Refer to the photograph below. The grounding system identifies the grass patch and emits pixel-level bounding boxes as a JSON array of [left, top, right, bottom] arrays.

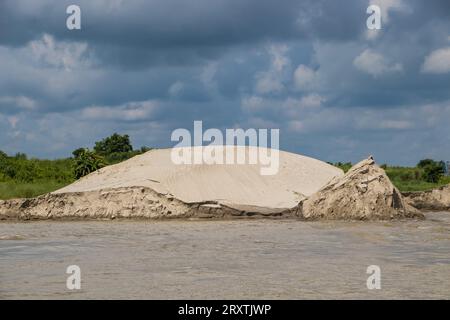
[[385, 166, 450, 192], [389, 174, 450, 192], [0, 181, 70, 200]]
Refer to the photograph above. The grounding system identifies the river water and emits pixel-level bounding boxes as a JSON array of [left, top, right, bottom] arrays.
[[1, 212, 449, 299]]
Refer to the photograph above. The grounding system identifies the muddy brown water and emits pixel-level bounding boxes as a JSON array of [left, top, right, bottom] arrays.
[[0, 212, 449, 299]]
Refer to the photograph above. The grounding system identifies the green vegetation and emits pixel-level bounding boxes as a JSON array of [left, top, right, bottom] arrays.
[[94, 133, 133, 156], [331, 159, 450, 192], [0, 152, 75, 200], [0, 133, 151, 200], [0, 181, 69, 200], [417, 159, 446, 183], [330, 162, 353, 173], [73, 149, 106, 179], [387, 169, 450, 192]]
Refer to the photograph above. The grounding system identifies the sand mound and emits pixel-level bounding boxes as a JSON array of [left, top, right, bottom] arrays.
[[403, 185, 450, 211], [299, 156, 423, 220], [55, 146, 343, 209], [0, 147, 343, 220], [0, 149, 428, 221]]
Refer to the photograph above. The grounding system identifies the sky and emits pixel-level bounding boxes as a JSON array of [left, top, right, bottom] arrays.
[[0, 0, 449, 165]]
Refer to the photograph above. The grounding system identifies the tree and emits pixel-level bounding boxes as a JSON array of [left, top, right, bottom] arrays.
[[140, 146, 152, 153], [73, 149, 106, 179], [72, 148, 87, 158], [417, 159, 435, 168], [417, 159, 445, 183], [93, 133, 133, 156], [15, 152, 27, 160]]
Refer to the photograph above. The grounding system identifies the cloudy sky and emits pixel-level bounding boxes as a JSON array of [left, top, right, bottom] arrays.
[[0, 0, 449, 165]]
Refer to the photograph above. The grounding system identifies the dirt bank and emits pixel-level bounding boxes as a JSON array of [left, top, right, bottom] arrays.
[[0, 186, 294, 221], [403, 185, 450, 211]]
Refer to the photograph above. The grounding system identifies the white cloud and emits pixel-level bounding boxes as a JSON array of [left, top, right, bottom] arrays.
[[0, 96, 37, 110], [293, 65, 317, 91], [82, 100, 158, 121], [379, 120, 413, 129], [268, 44, 290, 72], [241, 96, 265, 112], [168, 81, 184, 96], [297, 94, 324, 108], [255, 44, 290, 94], [242, 117, 279, 129], [245, 97, 450, 136], [8, 116, 20, 129], [241, 93, 324, 116], [287, 120, 304, 132], [354, 108, 416, 130], [286, 107, 347, 134], [200, 62, 218, 89], [283, 94, 324, 114], [255, 72, 284, 94], [353, 49, 402, 77], [421, 47, 450, 74], [29, 34, 89, 71]]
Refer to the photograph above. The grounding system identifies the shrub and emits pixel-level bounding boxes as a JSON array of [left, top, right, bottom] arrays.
[[73, 149, 106, 179], [417, 159, 445, 183], [72, 148, 87, 158], [417, 159, 435, 168], [422, 163, 444, 183]]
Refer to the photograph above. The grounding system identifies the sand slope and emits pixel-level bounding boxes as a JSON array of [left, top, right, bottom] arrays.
[[299, 157, 423, 220], [55, 146, 343, 209]]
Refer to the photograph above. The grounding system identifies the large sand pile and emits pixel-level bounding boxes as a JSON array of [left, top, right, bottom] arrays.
[[0, 147, 343, 220], [55, 147, 342, 209], [298, 157, 423, 220], [0, 149, 427, 220]]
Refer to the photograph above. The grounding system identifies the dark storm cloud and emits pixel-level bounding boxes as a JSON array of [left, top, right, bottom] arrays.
[[0, 0, 302, 45], [0, 0, 370, 68]]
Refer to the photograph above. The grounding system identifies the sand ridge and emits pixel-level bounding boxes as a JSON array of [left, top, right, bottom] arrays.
[[54, 146, 343, 209]]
